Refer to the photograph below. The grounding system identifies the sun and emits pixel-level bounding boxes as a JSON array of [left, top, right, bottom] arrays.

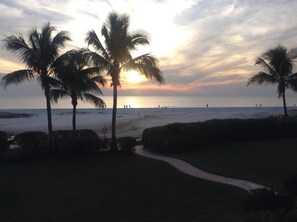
[[124, 70, 146, 83]]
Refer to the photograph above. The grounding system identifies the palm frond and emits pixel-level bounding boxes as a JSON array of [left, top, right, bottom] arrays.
[[247, 72, 278, 86], [51, 30, 71, 60], [128, 32, 150, 50], [86, 30, 109, 60], [80, 67, 107, 78], [82, 93, 106, 108], [47, 76, 63, 88], [1, 70, 34, 88], [3, 34, 39, 68], [49, 89, 69, 103], [287, 73, 297, 92], [255, 57, 277, 76], [123, 54, 164, 84]]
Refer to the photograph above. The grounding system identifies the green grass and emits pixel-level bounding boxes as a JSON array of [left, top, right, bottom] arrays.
[[175, 137, 297, 192], [0, 154, 247, 222]]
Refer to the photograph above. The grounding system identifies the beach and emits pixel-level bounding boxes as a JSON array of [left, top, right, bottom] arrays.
[[0, 107, 294, 138]]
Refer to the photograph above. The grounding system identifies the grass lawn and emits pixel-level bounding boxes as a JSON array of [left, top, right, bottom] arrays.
[[175, 137, 297, 193], [0, 154, 247, 222]]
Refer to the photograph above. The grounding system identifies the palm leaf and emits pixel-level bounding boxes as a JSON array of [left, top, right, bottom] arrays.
[[3, 34, 39, 68], [247, 72, 278, 86], [86, 30, 109, 60], [255, 57, 277, 76], [287, 73, 297, 91], [82, 93, 106, 108], [123, 54, 164, 83], [1, 70, 34, 88], [50, 89, 69, 103], [128, 32, 149, 50]]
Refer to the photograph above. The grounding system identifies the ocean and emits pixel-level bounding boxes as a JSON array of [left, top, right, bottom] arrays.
[[1, 95, 297, 109]]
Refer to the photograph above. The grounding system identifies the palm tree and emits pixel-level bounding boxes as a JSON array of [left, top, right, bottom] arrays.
[[86, 12, 164, 151], [248, 45, 297, 118], [1, 23, 71, 146], [51, 49, 106, 130]]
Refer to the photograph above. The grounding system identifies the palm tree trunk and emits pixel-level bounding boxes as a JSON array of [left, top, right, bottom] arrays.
[[111, 84, 118, 151], [44, 86, 53, 148], [282, 91, 288, 118], [72, 98, 77, 130]]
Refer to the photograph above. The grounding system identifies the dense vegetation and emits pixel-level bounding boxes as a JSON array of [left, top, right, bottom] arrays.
[[0, 130, 136, 165], [142, 117, 297, 153]]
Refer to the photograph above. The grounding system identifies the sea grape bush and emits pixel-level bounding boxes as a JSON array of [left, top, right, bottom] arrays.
[[117, 137, 137, 154], [0, 131, 11, 152], [53, 129, 101, 156], [284, 175, 297, 197], [142, 117, 297, 153]]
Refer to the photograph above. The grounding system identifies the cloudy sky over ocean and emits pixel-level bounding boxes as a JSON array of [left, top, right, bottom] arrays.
[[1, 0, 297, 102]]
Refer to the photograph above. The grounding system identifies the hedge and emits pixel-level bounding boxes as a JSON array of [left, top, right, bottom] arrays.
[[52, 129, 102, 156], [142, 117, 297, 153]]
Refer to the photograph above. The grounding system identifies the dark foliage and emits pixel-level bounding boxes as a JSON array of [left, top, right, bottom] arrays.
[[244, 189, 295, 212], [52, 129, 101, 157], [14, 131, 49, 159], [142, 117, 297, 153], [284, 175, 297, 197], [118, 137, 137, 154], [0, 131, 11, 152], [244, 210, 297, 222]]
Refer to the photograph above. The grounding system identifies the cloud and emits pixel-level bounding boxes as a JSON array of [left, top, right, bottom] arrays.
[[1, 0, 297, 102]]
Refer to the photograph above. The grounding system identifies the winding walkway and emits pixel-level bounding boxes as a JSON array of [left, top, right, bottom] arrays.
[[135, 145, 268, 192]]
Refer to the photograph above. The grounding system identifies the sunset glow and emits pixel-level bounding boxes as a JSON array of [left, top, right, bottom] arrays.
[[1, 0, 297, 98], [123, 70, 147, 84]]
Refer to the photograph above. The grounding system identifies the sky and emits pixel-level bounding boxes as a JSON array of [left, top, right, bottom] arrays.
[[1, 0, 297, 106]]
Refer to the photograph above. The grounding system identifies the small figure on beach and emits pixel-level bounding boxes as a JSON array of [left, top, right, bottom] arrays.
[[206, 104, 208, 108]]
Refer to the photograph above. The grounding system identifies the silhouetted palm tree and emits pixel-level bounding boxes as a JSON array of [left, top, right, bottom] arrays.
[[248, 45, 297, 118], [51, 49, 106, 130], [86, 12, 164, 150], [1, 23, 71, 146]]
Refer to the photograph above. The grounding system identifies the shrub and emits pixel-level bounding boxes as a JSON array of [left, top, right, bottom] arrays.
[[14, 131, 48, 148], [244, 210, 297, 222], [14, 131, 49, 159], [52, 129, 101, 157], [284, 175, 297, 197], [142, 117, 297, 153], [0, 131, 11, 152], [244, 188, 295, 212], [118, 137, 137, 154]]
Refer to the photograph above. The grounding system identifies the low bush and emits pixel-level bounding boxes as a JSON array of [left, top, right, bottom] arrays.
[[284, 175, 297, 197], [52, 129, 101, 157], [142, 117, 297, 153], [14, 131, 49, 159], [244, 188, 295, 212], [118, 137, 137, 154], [244, 210, 297, 222], [0, 131, 11, 152]]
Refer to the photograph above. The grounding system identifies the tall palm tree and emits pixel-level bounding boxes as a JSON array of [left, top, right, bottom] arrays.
[[86, 12, 164, 151], [1, 23, 71, 146], [51, 49, 106, 130], [248, 45, 297, 118]]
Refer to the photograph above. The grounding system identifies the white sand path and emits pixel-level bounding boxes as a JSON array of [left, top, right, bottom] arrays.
[[135, 145, 269, 192]]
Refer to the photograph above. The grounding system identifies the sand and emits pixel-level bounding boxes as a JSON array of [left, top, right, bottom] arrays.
[[0, 107, 292, 138]]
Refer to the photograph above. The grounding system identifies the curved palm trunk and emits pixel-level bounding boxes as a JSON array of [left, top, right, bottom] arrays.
[[44, 86, 53, 148], [72, 97, 78, 130], [111, 84, 118, 151], [282, 91, 288, 118]]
